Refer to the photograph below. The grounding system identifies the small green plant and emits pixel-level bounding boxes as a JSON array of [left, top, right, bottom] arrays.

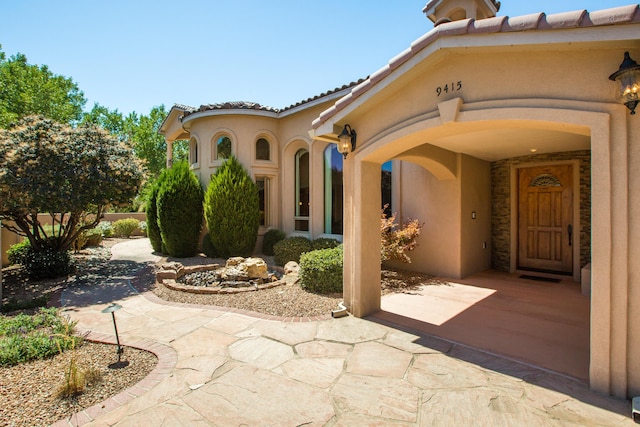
[[112, 218, 141, 238], [299, 246, 344, 294], [139, 220, 147, 236], [96, 221, 114, 238], [7, 239, 31, 265], [262, 229, 285, 256], [273, 236, 313, 266], [0, 308, 82, 366], [312, 237, 341, 250]]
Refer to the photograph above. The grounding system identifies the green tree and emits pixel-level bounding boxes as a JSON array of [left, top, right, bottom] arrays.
[[156, 161, 203, 257], [83, 103, 189, 180], [204, 156, 260, 258], [81, 103, 126, 140], [0, 116, 143, 253], [0, 46, 86, 128]]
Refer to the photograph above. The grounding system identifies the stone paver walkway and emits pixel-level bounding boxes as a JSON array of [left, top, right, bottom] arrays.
[[54, 238, 634, 426]]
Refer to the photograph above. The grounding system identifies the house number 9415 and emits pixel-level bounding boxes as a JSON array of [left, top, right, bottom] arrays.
[[436, 81, 462, 96]]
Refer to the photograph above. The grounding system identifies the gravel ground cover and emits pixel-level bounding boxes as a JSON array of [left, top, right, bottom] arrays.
[[0, 342, 156, 427]]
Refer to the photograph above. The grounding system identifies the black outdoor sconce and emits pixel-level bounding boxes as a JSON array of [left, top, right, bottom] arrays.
[[337, 124, 357, 159], [609, 51, 640, 115]]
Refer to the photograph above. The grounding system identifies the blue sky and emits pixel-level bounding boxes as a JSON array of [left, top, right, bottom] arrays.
[[0, 1, 634, 116]]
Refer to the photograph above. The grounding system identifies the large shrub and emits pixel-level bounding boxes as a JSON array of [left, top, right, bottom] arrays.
[[273, 236, 313, 266], [262, 229, 285, 256], [299, 246, 344, 294], [204, 156, 260, 258], [146, 176, 163, 252], [156, 162, 204, 257], [112, 218, 140, 238]]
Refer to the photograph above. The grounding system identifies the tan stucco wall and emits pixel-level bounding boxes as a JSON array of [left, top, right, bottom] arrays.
[[459, 154, 491, 277]]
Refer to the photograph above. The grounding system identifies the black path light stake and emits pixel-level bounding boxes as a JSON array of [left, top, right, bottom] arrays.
[[101, 303, 129, 369]]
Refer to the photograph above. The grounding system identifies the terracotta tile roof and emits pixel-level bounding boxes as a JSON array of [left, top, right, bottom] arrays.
[[179, 78, 368, 121], [312, 4, 640, 130]]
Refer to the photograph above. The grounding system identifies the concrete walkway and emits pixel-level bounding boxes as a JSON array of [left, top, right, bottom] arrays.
[[55, 238, 634, 426]]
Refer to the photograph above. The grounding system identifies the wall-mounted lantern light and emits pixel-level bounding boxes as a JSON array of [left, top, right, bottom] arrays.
[[337, 125, 357, 159], [609, 51, 640, 115]]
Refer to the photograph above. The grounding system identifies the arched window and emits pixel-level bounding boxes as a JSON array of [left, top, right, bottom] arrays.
[[295, 149, 309, 232], [216, 136, 232, 160], [324, 145, 343, 235], [256, 138, 270, 161], [189, 137, 198, 165]]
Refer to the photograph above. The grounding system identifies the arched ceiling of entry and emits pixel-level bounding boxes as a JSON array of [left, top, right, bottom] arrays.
[[425, 126, 590, 162], [368, 118, 591, 169]]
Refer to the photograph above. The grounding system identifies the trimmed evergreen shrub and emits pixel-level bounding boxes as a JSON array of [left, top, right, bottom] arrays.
[[312, 237, 341, 251], [156, 161, 204, 257], [204, 156, 260, 258], [273, 236, 313, 266], [202, 233, 218, 258], [112, 218, 140, 238], [146, 175, 164, 252], [7, 240, 30, 266], [299, 246, 344, 294], [262, 229, 285, 256]]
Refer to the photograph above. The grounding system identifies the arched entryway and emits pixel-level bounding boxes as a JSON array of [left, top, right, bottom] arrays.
[[341, 102, 623, 392]]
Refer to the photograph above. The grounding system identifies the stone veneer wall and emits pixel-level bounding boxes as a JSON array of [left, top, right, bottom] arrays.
[[491, 150, 591, 273]]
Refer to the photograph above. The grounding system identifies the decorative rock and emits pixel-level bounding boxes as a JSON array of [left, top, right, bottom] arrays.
[[225, 257, 244, 267], [243, 257, 269, 279], [284, 261, 300, 275]]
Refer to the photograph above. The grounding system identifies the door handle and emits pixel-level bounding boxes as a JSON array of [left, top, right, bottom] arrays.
[[567, 224, 573, 246]]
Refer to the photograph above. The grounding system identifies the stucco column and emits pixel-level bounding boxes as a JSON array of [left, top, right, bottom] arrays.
[[166, 139, 173, 168], [343, 157, 381, 317]]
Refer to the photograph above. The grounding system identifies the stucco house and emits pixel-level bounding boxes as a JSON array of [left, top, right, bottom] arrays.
[[160, 0, 639, 399]]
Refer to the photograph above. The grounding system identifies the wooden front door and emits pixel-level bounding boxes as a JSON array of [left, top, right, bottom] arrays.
[[518, 165, 573, 274]]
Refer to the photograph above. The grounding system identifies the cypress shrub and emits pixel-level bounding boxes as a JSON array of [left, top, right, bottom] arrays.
[[273, 236, 313, 266], [157, 161, 204, 257], [262, 229, 285, 256], [299, 246, 344, 294], [204, 156, 260, 258], [146, 176, 163, 252]]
